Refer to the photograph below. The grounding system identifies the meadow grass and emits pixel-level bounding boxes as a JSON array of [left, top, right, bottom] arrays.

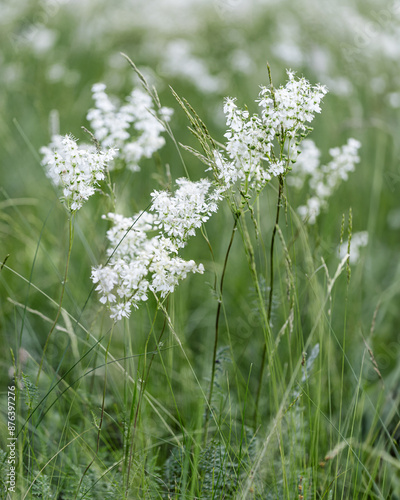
[[1, 3, 400, 499]]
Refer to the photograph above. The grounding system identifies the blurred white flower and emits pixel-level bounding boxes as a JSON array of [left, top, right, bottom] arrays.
[[388, 92, 400, 109], [40, 134, 115, 212], [297, 196, 323, 225], [47, 63, 80, 85], [321, 76, 353, 96], [387, 207, 400, 230], [161, 40, 225, 94], [287, 139, 321, 189], [229, 49, 255, 74], [30, 28, 57, 55], [338, 231, 368, 264], [272, 41, 304, 66], [294, 138, 361, 224], [87, 83, 173, 171]]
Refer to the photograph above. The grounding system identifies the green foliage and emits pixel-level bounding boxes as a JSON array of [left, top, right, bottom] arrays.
[[31, 473, 54, 498], [163, 430, 259, 499], [59, 465, 123, 500], [22, 373, 39, 410], [0, 449, 9, 494], [1, 1, 400, 499]]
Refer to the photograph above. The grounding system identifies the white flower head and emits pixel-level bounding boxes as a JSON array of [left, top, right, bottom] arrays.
[[87, 83, 173, 172], [338, 231, 368, 264], [91, 178, 219, 320], [214, 70, 327, 194], [258, 70, 328, 141], [40, 134, 115, 212], [150, 178, 218, 247], [294, 138, 361, 224], [297, 196, 323, 225], [287, 139, 321, 189]]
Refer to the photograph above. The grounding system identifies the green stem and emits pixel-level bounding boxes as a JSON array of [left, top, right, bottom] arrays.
[[253, 174, 284, 427], [267, 175, 284, 320], [203, 217, 237, 445], [36, 215, 74, 385], [126, 305, 168, 495], [75, 324, 114, 500]]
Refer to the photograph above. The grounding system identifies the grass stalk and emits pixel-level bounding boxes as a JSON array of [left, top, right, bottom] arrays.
[[125, 305, 168, 494], [253, 174, 284, 427], [74, 324, 115, 499], [204, 217, 238, 445], [36, 214, 74, 384]]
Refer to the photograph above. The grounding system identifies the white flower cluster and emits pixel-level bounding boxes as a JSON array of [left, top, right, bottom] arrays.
[[296, 138, 361, 224], [213, 70, 327, 193], [338, 231, 368, 264], [151, 178, 218, 244], [40, 134, 115, 212], [286, 139, 321, 189], [258, 70, 327, 141], [91, 178, 218, 321], [87, 83, 173, 172]]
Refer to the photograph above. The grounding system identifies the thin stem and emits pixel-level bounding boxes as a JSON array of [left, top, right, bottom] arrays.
[[36, 215, 74, 384], [203, 217, 237, 445], [126, 304, 168, 495], [253, 174, 284, 427], [268, 175, 284, 321], [74, 324, 114, 500]]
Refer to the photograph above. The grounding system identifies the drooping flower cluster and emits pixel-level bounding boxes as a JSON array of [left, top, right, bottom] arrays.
[[213, 70, 327, 193], [296, 138, 361, 224], [91, 178, 218, 321], [87, 83, 173, 172], [40, 134, 115, 212]]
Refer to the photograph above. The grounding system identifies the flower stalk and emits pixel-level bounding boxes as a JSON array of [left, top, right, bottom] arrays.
[[204, 217, 238, 444], [253, 174, 284, 427], [36, 215, 74, 384]]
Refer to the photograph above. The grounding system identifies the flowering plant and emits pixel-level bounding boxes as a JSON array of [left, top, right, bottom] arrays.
[[87, 83, 173, 172], [91, 178, 218, 320], [40, 134, 115, 212], [212, 70, 328, 194]]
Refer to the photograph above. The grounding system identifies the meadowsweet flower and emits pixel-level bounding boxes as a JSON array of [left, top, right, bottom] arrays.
[[40, 134, 115, 212], [286, 139, 321, 189], [150, 178, 218, 247], [322, 138, 361, 183], [296, 138, 361, 224], [213, 70, 327, 193], [257, 70, 327, 141], [297, 196, 322, 225], [148, 239, 203, 296], [87, 83, 130, 146], [338, 231, 368, 264], [87, 83, 172, 171], [91, 178, 217, 320]]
